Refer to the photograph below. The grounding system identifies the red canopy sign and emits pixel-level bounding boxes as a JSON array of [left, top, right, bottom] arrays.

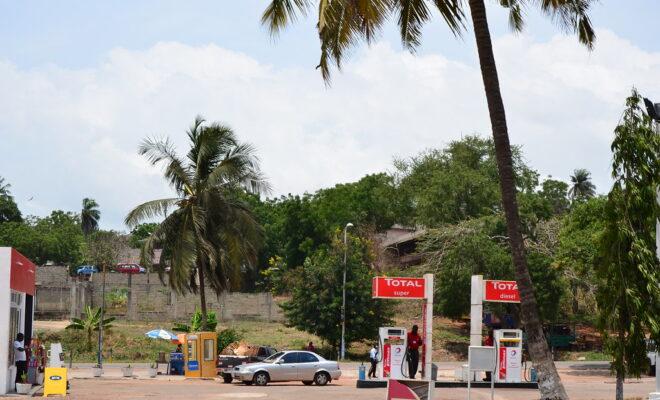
[[372, 277, 425, 299], [483, 280, 520, 303]]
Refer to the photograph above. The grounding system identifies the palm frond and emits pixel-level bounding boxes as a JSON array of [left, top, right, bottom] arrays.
[[432, 0, 466, 37], [139, 137, 193, 195], [499, 0, 525, 31], [124, 198, 179, 228], [535, 0, 595, 49], [262, 0, 312, 36], [395, 0, 431, 51]]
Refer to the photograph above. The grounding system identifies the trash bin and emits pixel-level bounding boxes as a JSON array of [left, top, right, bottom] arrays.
[[530, 367, 538, 383], [358, 363, 366, 380], [431, 363, 438, 381], [170, 352, 184, 375]]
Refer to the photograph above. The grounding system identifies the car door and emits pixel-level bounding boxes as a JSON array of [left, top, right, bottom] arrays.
[[296, 352, 320, 380], [272, 352, 299, 381]]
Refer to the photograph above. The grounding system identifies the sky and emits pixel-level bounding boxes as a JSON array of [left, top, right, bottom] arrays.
[[1, 1, 659, 231]]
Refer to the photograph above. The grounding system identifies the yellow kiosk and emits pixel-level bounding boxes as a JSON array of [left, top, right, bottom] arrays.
[[183, 332, 217, 378]]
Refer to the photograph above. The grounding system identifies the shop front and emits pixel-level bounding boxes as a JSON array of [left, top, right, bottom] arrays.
[[0, 247, 36, 394]]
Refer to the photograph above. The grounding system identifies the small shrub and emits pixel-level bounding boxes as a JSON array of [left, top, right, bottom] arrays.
[[217, 328, 243, 353]]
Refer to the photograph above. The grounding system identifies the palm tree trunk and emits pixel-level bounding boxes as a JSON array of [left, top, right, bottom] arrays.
[[197, 258, 209, 331], [615, 369, 623, 400], [467, 1, 567, 399]]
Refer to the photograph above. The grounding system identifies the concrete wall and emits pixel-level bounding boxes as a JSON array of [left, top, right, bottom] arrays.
[[34, 266, 283, 323]]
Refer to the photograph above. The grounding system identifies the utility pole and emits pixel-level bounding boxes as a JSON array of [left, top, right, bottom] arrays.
[[340, 222, 353, 360]]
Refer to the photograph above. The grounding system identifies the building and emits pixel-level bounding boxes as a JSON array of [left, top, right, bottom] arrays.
[[0, 248, 36, 394], [377, 225, 426, 270]]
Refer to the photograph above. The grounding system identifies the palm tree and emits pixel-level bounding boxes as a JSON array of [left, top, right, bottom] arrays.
[[66, 306, 115, 350], [569, 168, 596, 202], [0, 176, 10, 197], [81, 198, 101, 236], [125, 116, 268, 330], [262, 1, 595, 398]]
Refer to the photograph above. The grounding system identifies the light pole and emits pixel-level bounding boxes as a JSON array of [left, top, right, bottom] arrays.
[[340, 222, 354, 360]]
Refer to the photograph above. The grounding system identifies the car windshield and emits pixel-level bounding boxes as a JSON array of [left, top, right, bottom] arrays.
[[263, 352, 284, 363]]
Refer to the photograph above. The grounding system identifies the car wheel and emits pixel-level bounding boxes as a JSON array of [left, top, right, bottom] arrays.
[[314, 372, 330, 386], [222, 374, 233, 384], [302, 380, 313, 386], [253, 372, 269, 386], [242, 381, 253, 386]]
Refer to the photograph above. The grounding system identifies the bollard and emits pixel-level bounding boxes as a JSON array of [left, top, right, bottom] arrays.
[[358, 363, 366, 380]]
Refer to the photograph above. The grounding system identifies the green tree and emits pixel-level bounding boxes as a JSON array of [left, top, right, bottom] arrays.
[[596, 90, 660, 400], [129, 222, 159, 249], [262, 1, 596, 396], [65, 305, 115, 350], [418, 216, 565, 321], [0, 211, 84, 265], [539, 178, 570, 216], [81, 198, 101, 236], [125, 116, 268, 330], [0, 176, 22, 223], [281, 231, 393, 353], [556, 197, 607, 320], [568, 169, 596, 203]]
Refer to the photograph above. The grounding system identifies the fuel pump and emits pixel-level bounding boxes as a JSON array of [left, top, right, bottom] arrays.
[[494, 329, 523, 383], [377, 327, 407, 379]]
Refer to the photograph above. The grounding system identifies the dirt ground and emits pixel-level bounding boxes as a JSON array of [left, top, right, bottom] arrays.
[[10, 362, 655, 400]]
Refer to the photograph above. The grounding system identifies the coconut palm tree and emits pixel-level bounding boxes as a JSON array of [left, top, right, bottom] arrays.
[[569, 168, 596, 202], [125, 116, 268, 330], [81, 198, 101, 236], [262, 1, 595, 398], [66, 306, 115, 350]]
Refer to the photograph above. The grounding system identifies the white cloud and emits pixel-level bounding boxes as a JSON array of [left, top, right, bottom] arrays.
[[1, 29, 659, 230]]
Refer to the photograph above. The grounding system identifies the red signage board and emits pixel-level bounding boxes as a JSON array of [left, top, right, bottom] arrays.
[[372, 277, 425, 299], [483, 280, 520, 303], [10, 248, 36, 296]]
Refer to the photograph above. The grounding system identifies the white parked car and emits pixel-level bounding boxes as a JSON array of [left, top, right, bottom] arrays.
[[232, 350, 341, 386]]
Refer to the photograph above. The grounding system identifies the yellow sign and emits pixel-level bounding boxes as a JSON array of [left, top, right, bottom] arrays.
[[43, 367, 67, 397]]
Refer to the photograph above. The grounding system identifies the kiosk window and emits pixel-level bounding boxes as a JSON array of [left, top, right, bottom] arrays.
[[187, 340, 197, 360], [203, 339, 214, 361]]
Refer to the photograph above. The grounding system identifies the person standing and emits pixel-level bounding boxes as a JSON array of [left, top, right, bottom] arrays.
[[14, 333, 26, 383], [483, 329, 494, 382], [306, 341, 316, 352], [406, 325, 423, 379], [368, 343, 378, 379]]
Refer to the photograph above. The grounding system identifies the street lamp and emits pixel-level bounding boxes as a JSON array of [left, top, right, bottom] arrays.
[[340, 222, 354, 360]]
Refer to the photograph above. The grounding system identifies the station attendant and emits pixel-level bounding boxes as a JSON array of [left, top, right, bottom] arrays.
[[368, 343, 378, 379], [14, 333, 26, 383], [483, 329, 494, 381], [406, 325, 423, 379]]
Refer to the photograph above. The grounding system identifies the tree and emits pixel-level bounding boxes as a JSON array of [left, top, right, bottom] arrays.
[[0, 211, 84, 266], [596, 90, 660, 400], [129, 222, 159, 249], [539, 178, 570, 216], [568, 169, 596, 203], [282, 231, 393, 353], [125, 116, 268, 330], [65, 305, 115, 350], [0, 176, 22, 223], [81, 198, 100, 236], [262, 1, 596, 396]]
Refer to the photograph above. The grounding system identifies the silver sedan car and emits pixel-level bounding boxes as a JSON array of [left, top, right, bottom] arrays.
[[232, 350, 341, 386]]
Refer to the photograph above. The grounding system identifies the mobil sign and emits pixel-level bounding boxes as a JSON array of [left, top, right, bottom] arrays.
[[483, 280, 520, 303], [372, 276, 425, 299]]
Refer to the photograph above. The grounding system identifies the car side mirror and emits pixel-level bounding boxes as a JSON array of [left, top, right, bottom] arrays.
[[276, 359, 284, 364]]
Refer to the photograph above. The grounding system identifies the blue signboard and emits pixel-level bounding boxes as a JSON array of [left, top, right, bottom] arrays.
[[187, 360, 199, 371]]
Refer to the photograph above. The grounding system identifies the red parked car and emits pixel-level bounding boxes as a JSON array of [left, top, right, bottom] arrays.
[[115, 263, 146, 274]]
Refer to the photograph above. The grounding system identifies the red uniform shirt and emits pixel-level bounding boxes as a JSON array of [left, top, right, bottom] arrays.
[[407, 332, 423, 351], [484, 336, 493, 346]]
